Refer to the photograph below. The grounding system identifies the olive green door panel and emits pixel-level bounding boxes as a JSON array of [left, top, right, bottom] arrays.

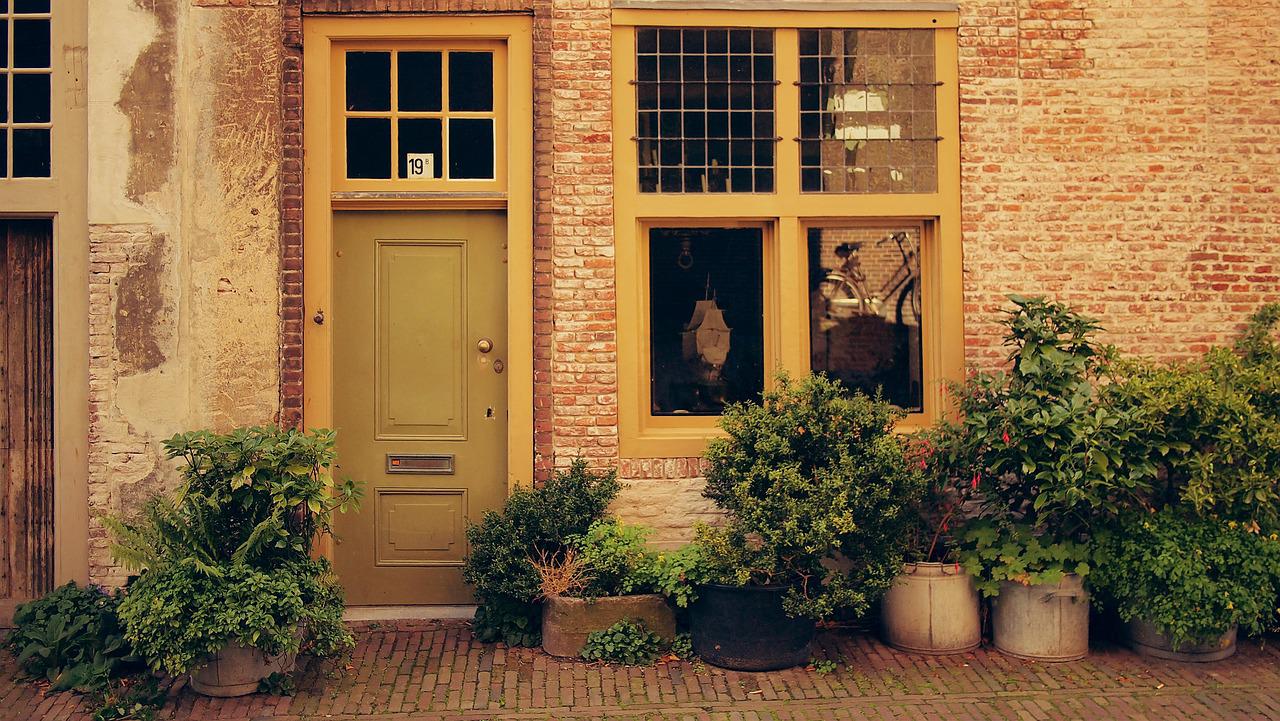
[[378, 241, 466, 439], [333, 210, 507, 605]]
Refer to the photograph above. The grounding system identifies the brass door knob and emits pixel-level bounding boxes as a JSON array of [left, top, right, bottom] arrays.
[[476, 338, 494, 353]]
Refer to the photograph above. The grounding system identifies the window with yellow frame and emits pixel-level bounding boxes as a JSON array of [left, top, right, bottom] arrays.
[[612, 8, 963, 458]]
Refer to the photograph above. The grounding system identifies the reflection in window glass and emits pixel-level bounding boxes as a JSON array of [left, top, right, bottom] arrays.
[[649, 227, 764, 415], [798, 29, 937, 193], [808, 226, 923, 411], [636, 27, 775, 193]]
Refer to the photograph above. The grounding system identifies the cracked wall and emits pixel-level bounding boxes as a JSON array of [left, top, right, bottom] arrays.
[[87, 0, 283, 584]]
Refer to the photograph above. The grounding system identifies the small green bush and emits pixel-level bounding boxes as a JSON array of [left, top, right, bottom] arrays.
[[117, 558, 349, 677], [956, 520, 1091, 597], [567, 519, 657, 597], [6, 582, 140, 692], [1091, 510, 1280, 647], [579, 619, 663, 665], [463, 459, 620, 645], [699, 372, 926, 620]]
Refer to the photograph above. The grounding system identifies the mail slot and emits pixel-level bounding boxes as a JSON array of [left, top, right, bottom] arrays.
[[386, 454, 455, 475]]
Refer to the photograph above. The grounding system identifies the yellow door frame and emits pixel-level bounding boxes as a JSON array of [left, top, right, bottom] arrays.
[[302, 16, 535, 508]]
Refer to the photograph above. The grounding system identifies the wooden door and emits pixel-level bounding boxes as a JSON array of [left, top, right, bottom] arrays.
[[332, 210, 508, 605], [0, 220, 54, 619]]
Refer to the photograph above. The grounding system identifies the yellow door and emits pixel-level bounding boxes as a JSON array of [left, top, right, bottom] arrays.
[[332, 210, 507, 605]]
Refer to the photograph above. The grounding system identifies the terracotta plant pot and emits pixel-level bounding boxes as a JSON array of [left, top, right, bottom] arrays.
[[189, 641, 298, 697], [690, 584, 814, 671], [541, 594, 676, 658], [1126, 618, 1237, 662], [991, 574, 1089, 662], [880, 562, 981, 655]]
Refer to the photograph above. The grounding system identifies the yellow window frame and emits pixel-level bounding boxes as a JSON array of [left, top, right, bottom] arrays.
[[330, 37, 509, 193], [612, 8, 964, 458]]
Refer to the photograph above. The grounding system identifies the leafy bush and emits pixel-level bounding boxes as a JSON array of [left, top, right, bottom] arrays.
[[117, 559, 349, 676], [668, 632, 694, 660], [105, 427, 362, 574], [463, 459, 620, 645], [648, 544, 713, 609], [699, 372, 925, 620], [932, 296, 1154, 540], [6, 582, 140, 692], [957, 520, 1090, 597], [567, 520, 658, 597], [579, 619, 663, 665], [1090, 510, 1280, 647], [901, 432, 974, 563]]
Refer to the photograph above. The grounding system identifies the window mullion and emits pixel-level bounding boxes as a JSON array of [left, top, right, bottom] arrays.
[[774, 28, 801, 206]]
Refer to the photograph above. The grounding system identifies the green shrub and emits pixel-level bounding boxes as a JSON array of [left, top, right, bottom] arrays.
[[579, 619, 663, 665], [1090, 510, 1280, 647], [699, 372, 925, 620], [463, 459, 620, 645], [117, 558, 349, 677], [956, 520, 1091, 597], [668, 632, 694, 660], [566, 519, 657, 597], [5, 582, 140, 692]]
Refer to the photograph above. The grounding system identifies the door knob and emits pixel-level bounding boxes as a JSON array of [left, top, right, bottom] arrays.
[[476, 338, 494, 353]]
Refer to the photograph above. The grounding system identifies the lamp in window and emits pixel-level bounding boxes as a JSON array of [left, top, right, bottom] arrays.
[[681, 278, 732, 391]]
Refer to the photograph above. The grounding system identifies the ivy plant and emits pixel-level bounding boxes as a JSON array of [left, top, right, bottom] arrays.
[[579, 619, 664, 666], [1090, 510, 1280, 647]]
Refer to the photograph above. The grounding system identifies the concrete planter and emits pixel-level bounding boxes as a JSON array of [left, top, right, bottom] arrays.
[[880, 562, 981, 655], [992, 574, 1089, 662], [541, 594, 676, 658], [1126, 618, 1237, 662], [189, 641, 298, 697]]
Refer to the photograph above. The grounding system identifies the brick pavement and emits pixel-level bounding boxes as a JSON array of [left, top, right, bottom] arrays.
[[4, 620, 1280, 721]]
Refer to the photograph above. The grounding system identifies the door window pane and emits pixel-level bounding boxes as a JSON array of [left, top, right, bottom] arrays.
[[345, 51, 391, 111], [798, 29, 937, 193], [636, 27, 775, 193], [649, 227, 764, 415], [448, 118, 494, 179], [11, 127, 49, 177], [346, 117, 391, 179], [448, 52, 493, 112], [12, 72, 48, 122], [808, 226, 923, 411], [12, 17, 47, 68], [398, 51, 442, 112]]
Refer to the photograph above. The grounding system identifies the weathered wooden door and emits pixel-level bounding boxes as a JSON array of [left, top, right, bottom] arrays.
[[0, 220, 54, 618], [332, 210, 508, 605]]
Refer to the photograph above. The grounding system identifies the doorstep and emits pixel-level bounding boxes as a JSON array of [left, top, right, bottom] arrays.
[[343, 605, 477, 621]]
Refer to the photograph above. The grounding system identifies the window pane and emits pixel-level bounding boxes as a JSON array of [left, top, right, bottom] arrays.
[[448, 118, 494, 179], [12, 73, 49, 123], [798, 29, 937, 193], [14, 1, 50, 12], [636, 27, 775, 193], [448, 52, 493, 112], [398, 118, 442, 179], [346, 117, 391, 179], [13, 18, 49, 68], [398, 51, 442, 112], [808, 226, 923, 411], [12, 127, 49, 177], [345, 51, 390, 111], [649, 227, 764, 415]]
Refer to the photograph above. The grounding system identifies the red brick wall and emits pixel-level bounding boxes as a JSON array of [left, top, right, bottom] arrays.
[[957, 0, 1280, 369]]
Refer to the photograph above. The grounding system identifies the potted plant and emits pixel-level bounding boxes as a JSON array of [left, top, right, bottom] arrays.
[[879, 434, 981, 655], [688, 373, 925, 671], [1090, 510, 1280, 662], [936, 296, 1154, 661], [536, 519, 677, 658], [462, 460, 620, 647], [105, 427, 362, 697]]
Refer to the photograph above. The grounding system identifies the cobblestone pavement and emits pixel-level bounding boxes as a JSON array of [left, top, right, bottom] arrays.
[[4, 620, 1280, 720]]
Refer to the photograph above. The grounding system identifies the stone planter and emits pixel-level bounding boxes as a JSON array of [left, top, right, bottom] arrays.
[[880, 562, 981, 655], [992, 574, 1089, 662], [1126, 618, 1237, 662], [690, 584, 814, 671], [190, 641, 298, 697], [542, 594, 676, 658]]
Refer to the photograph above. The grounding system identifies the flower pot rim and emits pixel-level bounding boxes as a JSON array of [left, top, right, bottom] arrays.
[[545, 592, 668, 604], [900, 561, 969, 575], [697, 582, 791, 593]]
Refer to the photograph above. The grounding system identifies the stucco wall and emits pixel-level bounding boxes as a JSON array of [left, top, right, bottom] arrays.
[[87, 0, 283, 585]]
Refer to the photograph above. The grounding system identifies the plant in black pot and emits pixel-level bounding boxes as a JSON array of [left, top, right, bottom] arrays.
[[879, 432, 981, 655], [104, 427, 363, 697], [937, 296, 1155, 661], [690, 372, 925, 671]]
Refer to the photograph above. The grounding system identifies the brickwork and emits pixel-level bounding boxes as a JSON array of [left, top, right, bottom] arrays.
[[8, 621, 1280, 720]]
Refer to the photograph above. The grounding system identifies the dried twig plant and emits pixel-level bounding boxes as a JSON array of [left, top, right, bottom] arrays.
[[532, 547, 593, 599]]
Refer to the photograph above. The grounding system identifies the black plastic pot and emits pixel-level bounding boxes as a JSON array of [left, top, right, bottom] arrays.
[[690, 584, 815, 671]]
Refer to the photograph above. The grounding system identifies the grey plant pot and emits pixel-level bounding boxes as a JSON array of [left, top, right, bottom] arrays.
[[1126, 618, 1237, 662], [881, 562, 981, 655], [992, 574, 1090, 662]]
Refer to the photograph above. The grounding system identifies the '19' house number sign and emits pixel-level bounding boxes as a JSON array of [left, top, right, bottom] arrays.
[[406, 153, 435, 179]]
